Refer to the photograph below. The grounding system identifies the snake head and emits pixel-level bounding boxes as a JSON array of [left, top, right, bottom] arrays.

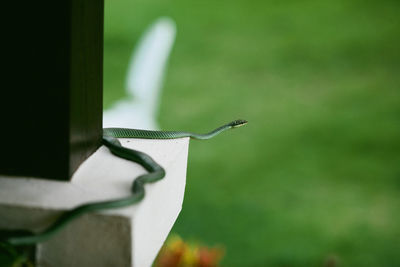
[[230, 119, 248, 128]]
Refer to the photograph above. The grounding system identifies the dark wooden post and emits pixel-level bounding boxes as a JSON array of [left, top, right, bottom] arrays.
[[0, 1, 104, 181]]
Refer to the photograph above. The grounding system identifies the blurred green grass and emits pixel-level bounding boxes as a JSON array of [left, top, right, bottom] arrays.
[[104, 0, 400, 266]]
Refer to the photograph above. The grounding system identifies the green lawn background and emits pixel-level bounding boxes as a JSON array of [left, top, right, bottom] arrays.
[[104, 1, 400, 266]]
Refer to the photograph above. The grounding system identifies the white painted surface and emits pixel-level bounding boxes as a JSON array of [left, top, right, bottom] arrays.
[[0, 137, 189, 267]]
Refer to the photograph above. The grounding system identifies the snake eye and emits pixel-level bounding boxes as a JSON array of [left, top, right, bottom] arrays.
[[231, 119, 248, 128]]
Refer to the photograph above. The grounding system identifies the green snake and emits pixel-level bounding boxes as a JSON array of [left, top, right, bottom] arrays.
[[0, 119, 247, 247]]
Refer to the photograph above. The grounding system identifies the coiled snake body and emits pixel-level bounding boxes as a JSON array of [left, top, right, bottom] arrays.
[[2, 119, 247, 246]]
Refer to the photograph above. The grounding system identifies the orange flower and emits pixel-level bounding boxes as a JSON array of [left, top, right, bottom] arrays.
[[155, 234, 225, 267], [196, 247, 225, 267]]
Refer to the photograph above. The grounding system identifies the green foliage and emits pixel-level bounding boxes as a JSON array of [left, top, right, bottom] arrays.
[[0, 242, 32, 267], [104, 0, 400, 266]]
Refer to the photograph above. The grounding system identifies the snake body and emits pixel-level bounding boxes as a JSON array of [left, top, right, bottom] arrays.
[[103, 119, 248, 139], [2, 119, 247, 246]]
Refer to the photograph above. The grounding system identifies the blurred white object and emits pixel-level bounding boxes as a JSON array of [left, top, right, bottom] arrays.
[[103, 17, 176, 130]]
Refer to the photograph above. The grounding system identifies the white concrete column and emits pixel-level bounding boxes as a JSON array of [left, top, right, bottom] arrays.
[[0, 137, 189, 267]]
